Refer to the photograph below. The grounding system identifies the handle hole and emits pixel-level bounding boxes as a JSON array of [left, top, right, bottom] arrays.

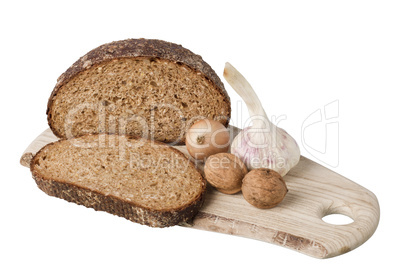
[[322, 213, 354, 225]]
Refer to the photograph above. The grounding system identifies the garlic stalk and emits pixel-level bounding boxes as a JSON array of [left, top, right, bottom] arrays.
[[223, 62, 300, 177]]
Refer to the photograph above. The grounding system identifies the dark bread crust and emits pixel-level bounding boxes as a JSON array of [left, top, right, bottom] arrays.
[[47, 38, 230, 138], [30, 135, 206, 228]]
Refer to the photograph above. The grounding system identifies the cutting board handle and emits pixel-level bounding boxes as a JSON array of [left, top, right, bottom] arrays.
[[20, 128, 380, 258]]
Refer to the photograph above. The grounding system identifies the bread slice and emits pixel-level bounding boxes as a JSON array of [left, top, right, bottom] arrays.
[[47, 38, 231, 144], [30, 134, 206, 227]]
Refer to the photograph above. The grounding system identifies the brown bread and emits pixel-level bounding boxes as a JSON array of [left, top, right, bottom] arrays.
[[47, 38, 231, 144], [30, 134, 206, 227]]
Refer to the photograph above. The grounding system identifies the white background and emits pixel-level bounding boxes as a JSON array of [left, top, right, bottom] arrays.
[[1, 0, 401, 267]]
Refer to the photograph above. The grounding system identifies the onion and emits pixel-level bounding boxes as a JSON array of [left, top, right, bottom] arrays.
[[185, 119, 230, 160]]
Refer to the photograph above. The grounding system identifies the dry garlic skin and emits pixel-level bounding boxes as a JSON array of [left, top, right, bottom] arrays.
[[223, 62, 300, 177], [231, 126, 300, 177]]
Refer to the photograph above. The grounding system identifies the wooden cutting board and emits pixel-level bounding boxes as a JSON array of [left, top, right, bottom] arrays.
[[20, 128, 380, 259]]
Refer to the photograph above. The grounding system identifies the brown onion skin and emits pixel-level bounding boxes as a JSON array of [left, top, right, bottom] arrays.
[[185, 119, 230, 160]]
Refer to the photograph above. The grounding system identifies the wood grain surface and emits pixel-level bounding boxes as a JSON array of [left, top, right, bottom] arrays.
[[20, 128, 380, 258]]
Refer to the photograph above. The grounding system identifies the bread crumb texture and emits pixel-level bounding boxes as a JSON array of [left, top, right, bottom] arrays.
[[48, 39, 231, 144], [31, 134, 206, 227]]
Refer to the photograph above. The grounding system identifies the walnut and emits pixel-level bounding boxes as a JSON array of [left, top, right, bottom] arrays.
[[204, 153, 248, 194], [242, 168, 288, 209]]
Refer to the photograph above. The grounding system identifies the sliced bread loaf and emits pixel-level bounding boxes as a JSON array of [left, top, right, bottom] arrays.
[[30, 134, 206, 227], [47, 39, 231, 144]]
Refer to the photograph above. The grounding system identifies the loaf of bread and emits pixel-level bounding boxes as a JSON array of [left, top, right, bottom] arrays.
[[30, 134, 206, 227], [47, 39, 231, 144]]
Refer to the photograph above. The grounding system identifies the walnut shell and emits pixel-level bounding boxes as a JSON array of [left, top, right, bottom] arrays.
[[204, 153, 248, 194], [242, 168, 288, 209]]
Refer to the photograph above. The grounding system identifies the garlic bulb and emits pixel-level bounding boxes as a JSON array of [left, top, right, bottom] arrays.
[[223, 62, 300, 177]]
